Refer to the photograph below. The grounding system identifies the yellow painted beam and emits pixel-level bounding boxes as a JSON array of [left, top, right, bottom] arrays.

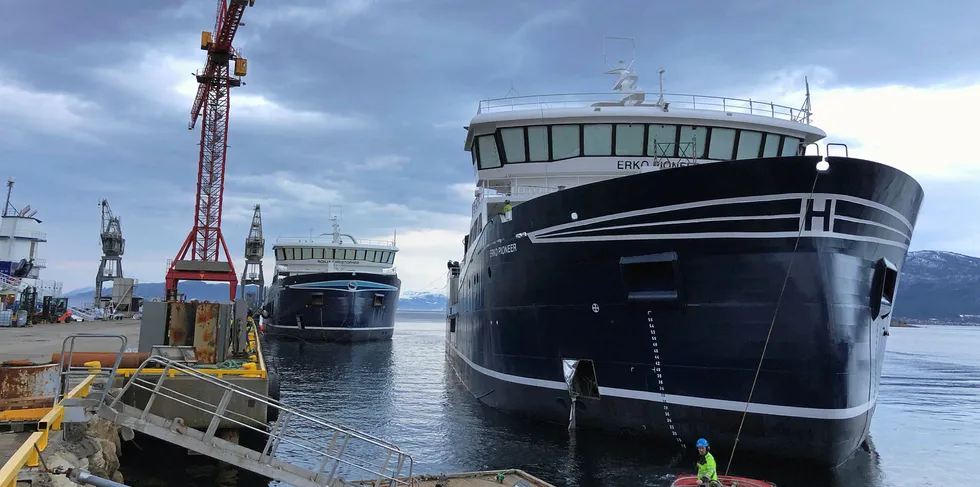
[[114, 367, 267, 379], [0, 431, 43, 487], [0, 408, 49, 422], [0, 374, 102, 486]]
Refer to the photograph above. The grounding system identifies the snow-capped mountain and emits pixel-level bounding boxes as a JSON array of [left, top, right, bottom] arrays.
[[64, 283, 449, 312], [398, 290, 448, 311], [894, 250, 980, 319]]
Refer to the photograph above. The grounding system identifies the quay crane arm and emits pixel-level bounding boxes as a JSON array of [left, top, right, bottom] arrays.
[[166, 0, 255, 302], [95, 199, 125, 307], [240, 204, 266, 304]]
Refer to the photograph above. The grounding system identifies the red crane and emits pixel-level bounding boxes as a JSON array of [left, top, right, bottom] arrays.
[[165, 0, 255, 302]]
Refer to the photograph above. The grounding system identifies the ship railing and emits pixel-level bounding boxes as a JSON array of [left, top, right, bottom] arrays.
[[477, 92, 811, 123], [275, 237, 397, 247], [0, 271, 22, 293], [4, 229, 48, 240]]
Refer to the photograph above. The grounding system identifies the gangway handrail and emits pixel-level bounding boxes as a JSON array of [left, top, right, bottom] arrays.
[[109, 355, 415, 485], [54, 334, 128, 405]]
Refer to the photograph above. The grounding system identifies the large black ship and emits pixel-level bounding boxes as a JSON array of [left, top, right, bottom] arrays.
[[444, 42, 924, 467], [262, 216, 401, 342]]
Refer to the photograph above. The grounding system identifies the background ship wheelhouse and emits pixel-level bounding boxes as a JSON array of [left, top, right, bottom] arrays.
[[443, 38, 924, 467], [262, 214, 401, 342]]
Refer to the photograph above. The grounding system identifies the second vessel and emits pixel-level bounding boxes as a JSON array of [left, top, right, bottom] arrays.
[[262, 216, 401, 342]]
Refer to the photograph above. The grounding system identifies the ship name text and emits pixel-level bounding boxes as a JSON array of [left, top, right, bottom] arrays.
[[488, 243, 518, 258], [617, 160, 698, 170]]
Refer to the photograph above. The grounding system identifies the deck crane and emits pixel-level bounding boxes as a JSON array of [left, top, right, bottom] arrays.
[[165, 0, 256, 301], [240, 204, 265, 307], [95, 199, 125, 308]]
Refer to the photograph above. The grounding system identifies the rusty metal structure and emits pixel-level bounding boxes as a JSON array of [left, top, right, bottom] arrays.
[[0, 361, 59, 411]]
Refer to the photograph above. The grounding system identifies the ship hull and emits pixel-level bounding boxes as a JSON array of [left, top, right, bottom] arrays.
[[264, 272, 401, 342], [445, 155, 923, 467]]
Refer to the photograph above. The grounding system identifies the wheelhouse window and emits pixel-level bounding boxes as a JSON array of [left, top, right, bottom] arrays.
[[313, 247, 324, 259], [476, 134, 501, 169], [648, 124, 677, 157], [762, 133, 780, 157], [679, 126, 707, 159], [301, 247, 313, 259], [275, 248, 285, 259], [355, 250, 366, 260], [475, 123, 809, 166], [365, 250, 377, 262], [527, 126, 549, 161], [737, 131, 763, 160], [583, 124, 612, 156], [708, 128, 736, 160], [500, 127, 526, 163], [551, 125, 581, 160], [615, 123, 645, 156], [781, 137, 801, 156]]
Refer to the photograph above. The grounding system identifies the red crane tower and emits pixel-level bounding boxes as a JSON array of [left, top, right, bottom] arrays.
[[165, 0, 255, 302]]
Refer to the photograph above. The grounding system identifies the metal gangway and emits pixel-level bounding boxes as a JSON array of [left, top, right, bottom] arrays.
[[56, 334, 416, 487]]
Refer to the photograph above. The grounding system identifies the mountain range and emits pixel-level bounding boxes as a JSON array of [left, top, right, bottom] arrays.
[[62, 250, 980, 320], [64, 283, 448, 312]]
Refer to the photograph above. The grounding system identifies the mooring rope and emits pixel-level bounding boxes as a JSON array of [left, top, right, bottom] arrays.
[[725, 161, 825, 476]]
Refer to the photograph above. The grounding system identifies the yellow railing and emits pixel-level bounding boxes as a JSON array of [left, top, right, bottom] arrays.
[[0, 375, 96, 487]]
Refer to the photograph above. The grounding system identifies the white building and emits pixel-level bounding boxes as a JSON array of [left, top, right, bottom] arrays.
[[1, 177, 62, 298]]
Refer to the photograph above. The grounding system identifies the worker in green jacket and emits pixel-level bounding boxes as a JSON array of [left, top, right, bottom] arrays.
[[502, 199, 512, 214], [695, 438, 720, 486]]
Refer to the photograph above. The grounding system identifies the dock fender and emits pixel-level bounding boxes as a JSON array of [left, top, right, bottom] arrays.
[[267, 370, 281, 423]]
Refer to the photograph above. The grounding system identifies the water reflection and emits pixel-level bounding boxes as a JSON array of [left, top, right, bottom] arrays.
[[264, 322, 897, 487]]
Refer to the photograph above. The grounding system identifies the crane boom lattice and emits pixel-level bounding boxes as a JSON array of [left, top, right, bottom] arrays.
[[241, 204, 265, 308], [165, 0, 255, 301], [95, 199, 125, 308]]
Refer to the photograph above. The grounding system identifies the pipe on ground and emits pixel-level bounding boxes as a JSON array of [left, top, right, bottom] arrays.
[[50, 352, 151, 369], [65, 468, 129, 487]]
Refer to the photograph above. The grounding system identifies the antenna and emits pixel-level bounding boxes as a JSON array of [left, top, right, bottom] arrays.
[[601, 36, 645, 106], [3, 177, 13, 217]]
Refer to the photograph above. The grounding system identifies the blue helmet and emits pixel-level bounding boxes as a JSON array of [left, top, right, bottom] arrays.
[[696, 438, 709, 448]]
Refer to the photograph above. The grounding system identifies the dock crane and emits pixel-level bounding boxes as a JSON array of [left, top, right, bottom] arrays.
[[241, 204, 265, 308], [165, 0, 256, 302], [94, 199, 125, 307]]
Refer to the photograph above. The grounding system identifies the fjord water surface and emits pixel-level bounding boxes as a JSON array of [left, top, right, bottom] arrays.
[[261, 317, 980, 487]]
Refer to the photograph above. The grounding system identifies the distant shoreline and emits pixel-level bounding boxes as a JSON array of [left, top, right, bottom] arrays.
[[891, 321, 918, 328]]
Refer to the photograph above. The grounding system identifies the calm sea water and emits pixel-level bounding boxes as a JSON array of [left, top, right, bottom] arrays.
[[253, 318, 980, 487]]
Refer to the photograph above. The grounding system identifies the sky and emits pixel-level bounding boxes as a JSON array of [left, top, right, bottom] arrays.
[[1, 0, 979, 295]]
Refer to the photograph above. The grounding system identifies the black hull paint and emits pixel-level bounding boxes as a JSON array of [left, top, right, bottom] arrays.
[[264, 271, 401, 343], [445, 155, 924, 467]]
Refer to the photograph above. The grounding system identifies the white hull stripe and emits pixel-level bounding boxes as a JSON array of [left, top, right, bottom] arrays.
[[267, 325, 394, 331], [529, 192, 913, 238], [529, 230, 909, 250], [446, 341, 874, 421], [542, 213, 912, 242]]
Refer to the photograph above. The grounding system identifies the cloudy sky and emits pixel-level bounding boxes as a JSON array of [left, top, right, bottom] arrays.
[[2, 0, 979, 295]]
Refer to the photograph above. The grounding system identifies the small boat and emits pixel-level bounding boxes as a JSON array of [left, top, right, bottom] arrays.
[[670, 474, 776, 487]]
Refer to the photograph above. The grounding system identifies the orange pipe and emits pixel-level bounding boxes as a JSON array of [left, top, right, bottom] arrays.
[[50, 352, 151, 369]]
